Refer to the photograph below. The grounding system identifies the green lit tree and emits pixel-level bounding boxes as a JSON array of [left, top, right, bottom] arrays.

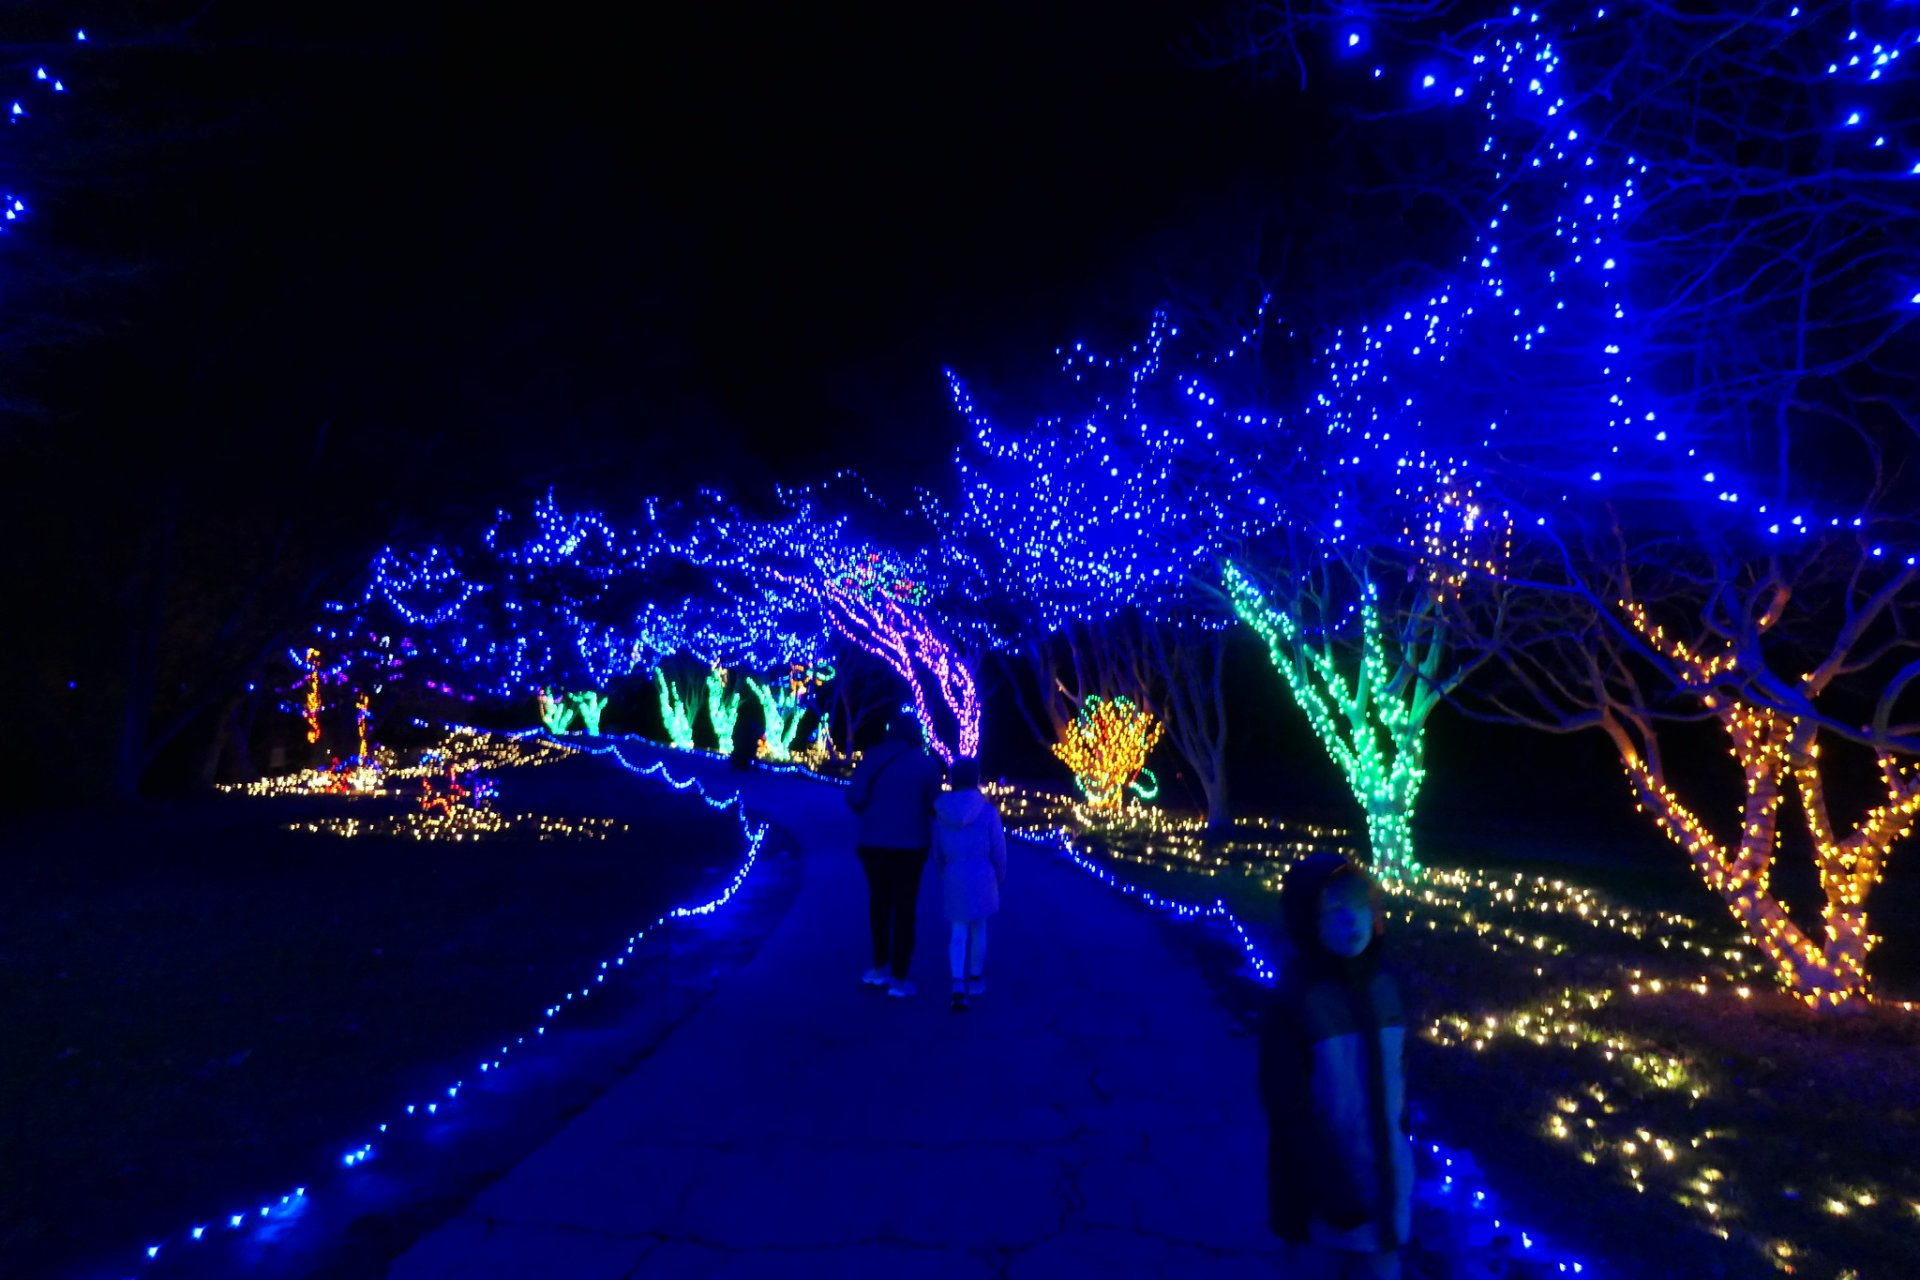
[[703, 665, 742, 749], [1222, 464, 1509, 882], [653, 660, 703, 749]]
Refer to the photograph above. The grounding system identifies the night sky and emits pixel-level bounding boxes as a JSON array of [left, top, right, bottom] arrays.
[[3, 0, 1624, 839], [52, 0, 1314, 503]]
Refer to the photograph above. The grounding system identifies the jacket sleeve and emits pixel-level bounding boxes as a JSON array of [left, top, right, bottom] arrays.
[[846, 749, 880, 814]]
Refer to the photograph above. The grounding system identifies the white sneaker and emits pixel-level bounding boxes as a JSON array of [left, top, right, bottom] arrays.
[[861, 967, 891, 987], [886, 979, 916, 998], [966, 977, 987, 997]]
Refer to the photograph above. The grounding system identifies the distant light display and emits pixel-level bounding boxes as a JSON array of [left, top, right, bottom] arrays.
[[705, 666, 741, 749], [302, 649, 324, 744], [656, 669, 699, 750], [536, 687, 576, 735], [1050, 696, 1164, 811]]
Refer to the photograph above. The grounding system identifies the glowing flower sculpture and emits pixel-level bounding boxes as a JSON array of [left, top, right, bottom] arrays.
[[1051, 696, 1164, 811]]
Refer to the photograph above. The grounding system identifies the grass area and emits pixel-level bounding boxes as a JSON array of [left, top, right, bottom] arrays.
[[0, 740, 752, 1278], [989, 785, 1920, 1280]]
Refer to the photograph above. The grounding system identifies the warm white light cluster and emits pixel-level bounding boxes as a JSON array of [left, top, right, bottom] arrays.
[[289, 811, 627, 842]]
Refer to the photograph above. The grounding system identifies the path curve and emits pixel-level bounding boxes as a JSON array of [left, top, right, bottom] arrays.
[[390, 748, 1283, 1279]]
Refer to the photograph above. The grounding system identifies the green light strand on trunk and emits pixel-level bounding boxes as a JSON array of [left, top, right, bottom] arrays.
[[538, 689, 577, 736], [656, 670, 698, 750], [705, 669, 741, 750], [567, 691, 608, 737], [744, 676, 807, 761], [1223, 561, 1426, 883]]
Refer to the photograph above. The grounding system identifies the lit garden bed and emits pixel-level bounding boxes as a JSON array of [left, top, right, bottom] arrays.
[[990, 785, 1920, 1280], [1, 743, 752, 1277]]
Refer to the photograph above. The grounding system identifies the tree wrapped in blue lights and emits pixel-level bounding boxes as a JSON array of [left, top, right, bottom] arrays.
[[947, 311, 1271, 829], [677, 574, 834, 760], [682, 481, 984, 764], [951, 287, 1507, 870], [318, 494, 684, 734]]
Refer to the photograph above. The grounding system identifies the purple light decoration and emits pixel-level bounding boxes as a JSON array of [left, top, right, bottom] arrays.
[[678, 481, 985, 763], [814, 576, 980, 764]]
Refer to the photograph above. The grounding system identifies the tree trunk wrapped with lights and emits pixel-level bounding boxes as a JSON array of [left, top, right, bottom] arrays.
[[674, 482, 982, 765], [815, 568, 980, 764], [536, 687, 576, 735], [1608, 602, 1920, 1005], [566, 690, 608, 737], [655, 668, 699, 749], [1225, 564, 1434, 883], [743, 670, 822, 761], [703, 666, 741, 750]]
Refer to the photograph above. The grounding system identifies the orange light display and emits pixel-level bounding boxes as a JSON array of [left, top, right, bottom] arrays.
[[1050, 696, 1164, 811], [1617, 601, 1920, 1005]]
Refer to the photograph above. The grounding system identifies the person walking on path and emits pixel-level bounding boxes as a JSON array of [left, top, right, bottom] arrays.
[[930, 756, 1006, 1012], [845, 714, 946, 997], [1257, 852, 1414, 1280]]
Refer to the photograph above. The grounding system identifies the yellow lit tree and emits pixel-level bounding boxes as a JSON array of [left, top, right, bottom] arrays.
[[1614, 601, 1920, 1005], [1051, 696, 1165, 812], [1465, 497, 1920, 1010]]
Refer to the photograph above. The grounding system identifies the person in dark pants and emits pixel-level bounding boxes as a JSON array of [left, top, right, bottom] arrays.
[[845, 714, 946, 998]]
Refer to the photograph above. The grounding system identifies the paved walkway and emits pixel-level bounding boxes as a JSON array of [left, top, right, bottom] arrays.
[[389, 748, 1284, 1279]]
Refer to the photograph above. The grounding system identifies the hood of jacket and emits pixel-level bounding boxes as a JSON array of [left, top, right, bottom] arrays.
[[934, 789, 991, 827]]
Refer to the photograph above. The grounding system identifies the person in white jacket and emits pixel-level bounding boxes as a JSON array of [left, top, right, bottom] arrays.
[[931, 757, 1007, 1011]]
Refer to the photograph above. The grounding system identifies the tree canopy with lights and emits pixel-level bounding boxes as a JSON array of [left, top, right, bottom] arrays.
[[677, 481, 985, 763], [1213, 0, 1920, 996], [947, 311, 1276, 828]]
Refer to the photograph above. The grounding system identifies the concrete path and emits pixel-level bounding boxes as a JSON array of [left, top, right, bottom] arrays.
[[389, 748, 1285, 1279]]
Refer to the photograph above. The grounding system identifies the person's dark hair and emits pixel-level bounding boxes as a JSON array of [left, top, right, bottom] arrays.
[[1279, 852, 1380, 984], [948, 756, 981, 790]]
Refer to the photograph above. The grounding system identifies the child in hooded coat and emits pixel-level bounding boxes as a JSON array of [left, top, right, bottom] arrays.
[[1257, 852, 1414, 1279], [931, 757, 1006, 1010]]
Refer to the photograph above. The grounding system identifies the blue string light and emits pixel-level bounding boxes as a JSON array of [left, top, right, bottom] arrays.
[[3, 28, 86, 228], [1281, 1, 1920, 563], [1017, 818, 1592, 1274], [119, 728, 769, 1274]]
